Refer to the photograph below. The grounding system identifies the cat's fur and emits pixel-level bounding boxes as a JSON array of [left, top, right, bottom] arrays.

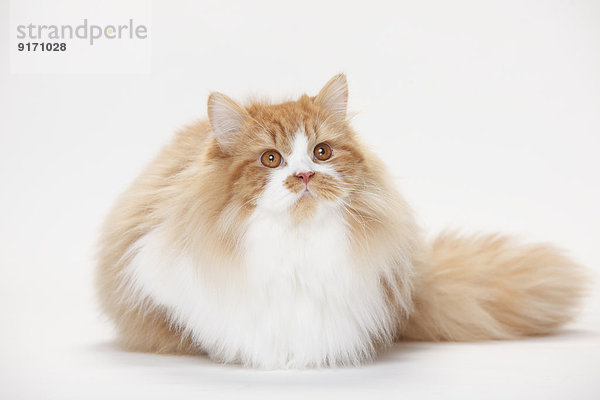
[[96, 74, 585, 368]]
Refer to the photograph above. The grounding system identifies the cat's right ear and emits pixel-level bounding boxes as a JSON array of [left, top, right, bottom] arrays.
[[208, 92, 250, 153]]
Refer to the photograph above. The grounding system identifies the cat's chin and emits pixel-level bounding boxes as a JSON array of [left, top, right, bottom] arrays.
[[289, 191, 319, 223]]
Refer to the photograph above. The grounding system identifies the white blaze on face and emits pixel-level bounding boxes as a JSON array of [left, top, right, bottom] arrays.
[[256, 130, 338, 213], [286, 132, 314, 176]]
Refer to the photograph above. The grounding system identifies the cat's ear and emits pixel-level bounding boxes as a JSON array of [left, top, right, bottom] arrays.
[[208, 92, 250, 153], [314, 74, 348, 119]]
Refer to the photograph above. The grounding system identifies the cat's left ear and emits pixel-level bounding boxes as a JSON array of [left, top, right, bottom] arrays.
[[314, 73, 348, 119], [208, 92, 250, 153]]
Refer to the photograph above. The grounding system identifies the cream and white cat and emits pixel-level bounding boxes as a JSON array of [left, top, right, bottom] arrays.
[[96, 74, 585, 368]]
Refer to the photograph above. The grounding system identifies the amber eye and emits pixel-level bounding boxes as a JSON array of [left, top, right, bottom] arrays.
[[313, 142, 333, 161], [260, 150, 282, 168]]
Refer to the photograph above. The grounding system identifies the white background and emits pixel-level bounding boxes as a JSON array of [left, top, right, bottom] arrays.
[[1, 1, 599, 399]]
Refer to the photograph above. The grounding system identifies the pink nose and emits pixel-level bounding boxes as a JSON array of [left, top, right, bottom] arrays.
[[295, 171, 314, 184]]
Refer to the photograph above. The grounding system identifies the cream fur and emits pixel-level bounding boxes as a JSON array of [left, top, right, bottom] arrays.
[[96, 74, 586, 369], [124, 205, 397, 368], [121, 133, 403, 368], [403, 232, 586, 341]]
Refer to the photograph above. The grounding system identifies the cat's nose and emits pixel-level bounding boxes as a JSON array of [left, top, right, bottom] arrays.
[[295, 171, 314, 184]]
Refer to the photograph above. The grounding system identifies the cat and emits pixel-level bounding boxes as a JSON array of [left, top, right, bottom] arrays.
[[96, 74, 586, 369]]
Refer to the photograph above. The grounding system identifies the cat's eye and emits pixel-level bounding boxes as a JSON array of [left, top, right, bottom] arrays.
[[313, 142, 333, 161], [260, 150, 282, 168]]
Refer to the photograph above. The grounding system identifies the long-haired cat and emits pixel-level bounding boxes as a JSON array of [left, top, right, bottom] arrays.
[[96, 74, 585, 368]]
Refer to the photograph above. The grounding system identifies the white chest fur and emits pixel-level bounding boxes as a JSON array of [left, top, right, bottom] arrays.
[[125, 205, 395, 368]]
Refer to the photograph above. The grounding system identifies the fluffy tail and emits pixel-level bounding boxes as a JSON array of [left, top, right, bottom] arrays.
[[402, 232, 587, 341]]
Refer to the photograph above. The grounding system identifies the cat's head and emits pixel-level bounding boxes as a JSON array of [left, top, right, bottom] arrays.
[[206, 74, 377, 223]]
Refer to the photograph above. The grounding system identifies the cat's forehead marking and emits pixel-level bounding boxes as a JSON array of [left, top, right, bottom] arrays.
[[287, 130, 312, 171], [291, 129, 308, 151], [285, 129, 337, 178], [248, 100, 319, 152]]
